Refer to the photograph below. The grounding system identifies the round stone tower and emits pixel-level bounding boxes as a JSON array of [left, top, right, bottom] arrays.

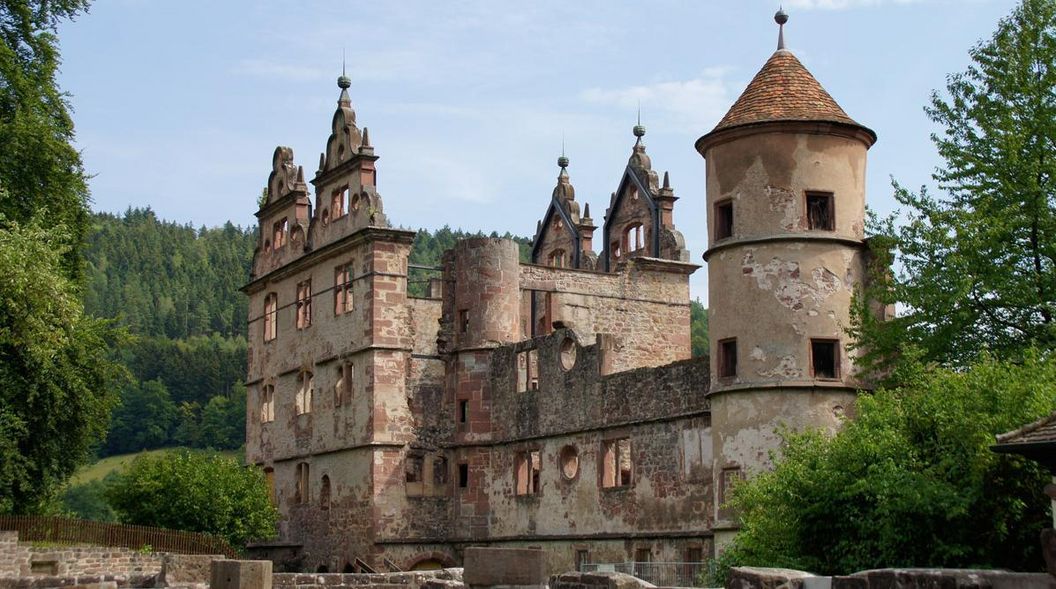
[[695, 12, 877, 548]]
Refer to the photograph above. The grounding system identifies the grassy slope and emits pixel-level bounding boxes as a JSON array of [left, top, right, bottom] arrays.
[[71, 448, 240, 485]]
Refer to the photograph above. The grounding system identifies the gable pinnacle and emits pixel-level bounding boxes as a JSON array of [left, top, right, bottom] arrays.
[[775, 7, 789, 51]]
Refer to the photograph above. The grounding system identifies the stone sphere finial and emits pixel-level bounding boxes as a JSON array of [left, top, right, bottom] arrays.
[[558, 155, 569, 168], [633, 124, 646, 138], [775, 7, 789, 25], [337, 74, 351, 89]]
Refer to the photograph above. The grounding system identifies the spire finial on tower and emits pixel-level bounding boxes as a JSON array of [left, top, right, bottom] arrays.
[[775, 7, 789, 51], [558, 134, 569, 169], [338, 49, 352, 90], [632, 101, 646, 144]]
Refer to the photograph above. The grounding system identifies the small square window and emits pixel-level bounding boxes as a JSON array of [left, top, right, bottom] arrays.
[[806, 192, 835, 231], [718, 338, 737, 379], [811, 339, 839, 379], [715, 200, 734, 240]]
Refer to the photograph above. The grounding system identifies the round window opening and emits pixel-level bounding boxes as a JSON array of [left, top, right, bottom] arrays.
[[560, 445, 580, 480], [559, 337, 577, 371]]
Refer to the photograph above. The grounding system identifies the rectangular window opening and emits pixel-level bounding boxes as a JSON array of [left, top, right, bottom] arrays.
[[334, 264, 354, 315], [296, 280, 312, 329], [811, 339, 839, 380], [458, 463, 469, 489], [459, 309, 469, 333], [715, 200, 734, 240], [515, 450, 541, 496], [263, 293, 278, 342], [601, 437, 632, 488], [458, 399, 469, 429], [718, 338, 737, 379], [806, 191, 835, 231]]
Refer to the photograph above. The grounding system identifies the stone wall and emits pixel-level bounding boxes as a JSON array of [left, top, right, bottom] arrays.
[[0, 533, 163, 579], [273, 568, 462, 588]]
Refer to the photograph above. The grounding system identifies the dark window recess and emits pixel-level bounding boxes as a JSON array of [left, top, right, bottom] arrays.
[[807, 192, 835, 231], [811, 339, 839, 379], [458, 400, 469, 424], [458, 463, 469, 488], [719, 339, 737, 378], [715, 200, 734, 240], [459, 309, 469, 333]]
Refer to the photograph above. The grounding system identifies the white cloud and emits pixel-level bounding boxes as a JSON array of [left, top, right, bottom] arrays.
[[579, 68, 736, 134]]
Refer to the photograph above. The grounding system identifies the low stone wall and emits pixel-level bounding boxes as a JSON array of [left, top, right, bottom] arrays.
[[727, 566, 1056, 589], [549, 571, 655, 589], [273, 568, 463, 589], [0, 572, 157, 588]]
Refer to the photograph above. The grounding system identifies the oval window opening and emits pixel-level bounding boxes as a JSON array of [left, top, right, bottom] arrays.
[[560, 337, 577, 371], [560, 445, 579, 480]]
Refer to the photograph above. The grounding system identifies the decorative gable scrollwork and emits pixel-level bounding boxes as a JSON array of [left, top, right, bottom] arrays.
[[267, 146, 307, 203]]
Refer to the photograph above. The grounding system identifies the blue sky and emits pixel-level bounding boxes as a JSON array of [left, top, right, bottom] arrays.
[[58, 0, 1018, 302]]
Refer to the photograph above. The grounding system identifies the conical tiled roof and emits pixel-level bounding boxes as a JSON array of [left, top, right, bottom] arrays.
[[712, 49, 864, 133]]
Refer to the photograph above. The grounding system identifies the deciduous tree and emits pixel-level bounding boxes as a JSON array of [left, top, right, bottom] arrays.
[[853, 0, 1056, 373]]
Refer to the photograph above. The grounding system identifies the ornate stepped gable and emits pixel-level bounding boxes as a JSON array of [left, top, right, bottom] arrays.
[[530, 155, 597, 270], [602, 124, 688, 272]]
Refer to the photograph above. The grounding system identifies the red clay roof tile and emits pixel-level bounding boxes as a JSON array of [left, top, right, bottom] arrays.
[[713, 50, 862, 132]]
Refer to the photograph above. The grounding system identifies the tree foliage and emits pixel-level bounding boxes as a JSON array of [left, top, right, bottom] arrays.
[[105, 449, 277, 548], [853, 0, 1056, 373], [690, 299, 708, 358], [85, 209, 257, 339], [0, 0, 92, 278], [0, 216, 120, 513], [718, 352, 1055, 579]]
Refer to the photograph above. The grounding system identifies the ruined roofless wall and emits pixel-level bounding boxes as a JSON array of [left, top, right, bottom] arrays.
[[519, 257, 696, 374]]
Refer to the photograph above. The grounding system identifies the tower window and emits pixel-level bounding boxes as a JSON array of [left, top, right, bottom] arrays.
[[611, 240, 622, 259], [458, 399, 469, 430], [458, 463, 469, 489], [718, 338, 737, 379], [715, 200, 734, 240], [459, 309, 469, 333], [263, 293, 278, 342], [811, 339, 839, 379], [807, 192, 835, 231]]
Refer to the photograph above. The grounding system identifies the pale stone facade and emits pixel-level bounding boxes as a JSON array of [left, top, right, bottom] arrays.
[[244, 19, 877, 574]]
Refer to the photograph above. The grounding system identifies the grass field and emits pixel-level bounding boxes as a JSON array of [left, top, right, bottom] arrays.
[[71, 448, 241, 485]]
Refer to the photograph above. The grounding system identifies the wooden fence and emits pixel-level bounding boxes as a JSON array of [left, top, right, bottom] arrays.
[[0, 515, 237, 558]]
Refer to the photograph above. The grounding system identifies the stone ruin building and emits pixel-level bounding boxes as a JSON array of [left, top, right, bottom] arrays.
[[243, 13, 880, 575]]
